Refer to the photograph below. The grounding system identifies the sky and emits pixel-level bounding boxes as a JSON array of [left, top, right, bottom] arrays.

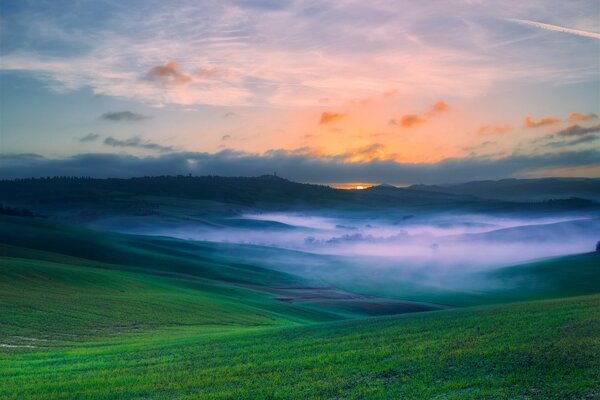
[[0, 0, 599, 184]]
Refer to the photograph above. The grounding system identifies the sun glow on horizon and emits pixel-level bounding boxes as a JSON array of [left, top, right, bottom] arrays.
[[329, 182, 377, 190]]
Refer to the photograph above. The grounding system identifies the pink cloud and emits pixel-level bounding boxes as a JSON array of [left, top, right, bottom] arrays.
[[196, 67, 239, 81], [147, 61, 192, 85], [524, 116, 561, 128], [478, 124, 513, 135]]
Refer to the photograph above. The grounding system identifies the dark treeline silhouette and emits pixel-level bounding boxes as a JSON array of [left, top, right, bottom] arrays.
[[0, 175, 340, 206], [0, 175, 598, 211]]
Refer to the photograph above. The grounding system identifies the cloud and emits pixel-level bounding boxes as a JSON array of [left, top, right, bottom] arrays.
[[342, 143, 390, 162], [462, 141, 496, 153], [568, 112, 598, 122], [103, 136, 174, 152], [221, 134, 248, 142], [79, 133, 100, 142], [395, 114, 426, 128], [101, 111, 151, 122], [524, 113, 598, 130], [508, 19, 600, 40], [2, 2, 598, 110], [477, 124, 513, 135], [532, 123, 600, 148], [429, 101, 448, 115], [545, 135, 599, 148], [555, 123, 600, 137], [147, 61, 192, 85], [391, 101, 449, 128], [524, 116, 561, 128], [319, 112, 346, 125], [197, 67, 238, 81], [2, 149, 599, 184]]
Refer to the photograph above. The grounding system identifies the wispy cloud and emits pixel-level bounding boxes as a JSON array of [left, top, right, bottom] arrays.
[[4, 2, 597, 108], [221, 134, 249, 142], [545, 135, 599, 148], [104, 136, 174, 152], [508, 19, 600, 40], [556, 123, 600, 137], [524, 116, 561, 128], [568, 112, 598, 122], [478, 124, 513, 135], [79, 133, 100, 142], [532, 122, 600, 149], [101, 111, 151, 122]]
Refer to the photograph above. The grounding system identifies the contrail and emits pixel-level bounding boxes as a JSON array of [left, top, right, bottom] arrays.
[[509, 18, 600, 40]]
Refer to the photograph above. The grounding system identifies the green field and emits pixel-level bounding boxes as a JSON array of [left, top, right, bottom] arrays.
[[1, 215, 600, 399]]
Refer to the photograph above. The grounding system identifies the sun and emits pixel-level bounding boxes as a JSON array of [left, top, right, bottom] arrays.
[[355, 185, 365, 190]]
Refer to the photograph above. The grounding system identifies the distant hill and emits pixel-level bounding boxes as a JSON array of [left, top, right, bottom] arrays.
[[409, 177, 600, 201], [0, 176, 597, 219], [0, 175, 484, 212]]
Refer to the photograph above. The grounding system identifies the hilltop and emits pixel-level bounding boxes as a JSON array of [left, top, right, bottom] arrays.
[[409, 177, 600, 201]]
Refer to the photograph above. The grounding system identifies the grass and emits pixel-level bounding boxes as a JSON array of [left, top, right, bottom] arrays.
[[0, 216, 442, 340], [1, 215, 600, 399], [0, 256, 340, 342], [321, 252, 600, 307], [1, 296, 599, 399]]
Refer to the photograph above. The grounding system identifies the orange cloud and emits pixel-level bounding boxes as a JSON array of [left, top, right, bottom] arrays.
[[430, 101, 448, 114], [399, 114, 426, 127], [567, 112, 598, 122], [319, 112, 346, 124], [391, 101, 449, 128], [344, 143, 389, 162], [147, 61, 192, 85], [524, 116, 560, 128], [478, 124, 513, 135]]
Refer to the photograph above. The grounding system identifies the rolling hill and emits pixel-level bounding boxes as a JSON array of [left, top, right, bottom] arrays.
[[0, 216, 446, 340]]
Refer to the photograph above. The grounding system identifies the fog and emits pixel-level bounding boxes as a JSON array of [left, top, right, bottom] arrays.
[[89, 209, 599, 301], [110, 210, 600, 271]]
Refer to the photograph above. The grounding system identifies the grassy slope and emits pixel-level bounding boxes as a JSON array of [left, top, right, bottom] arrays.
[[0, 256, 342, 342], [479, 252, 600, 300], [1, 295, 599, 399], [0, 216, 445, 340], [326, 252, 600, 307]]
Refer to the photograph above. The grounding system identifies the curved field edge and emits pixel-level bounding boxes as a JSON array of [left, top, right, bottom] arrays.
[[1, 295, 599, 400]]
